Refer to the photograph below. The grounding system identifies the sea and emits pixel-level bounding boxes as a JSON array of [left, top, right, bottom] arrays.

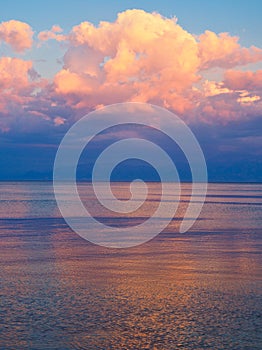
[[0, 182, 261, 349]]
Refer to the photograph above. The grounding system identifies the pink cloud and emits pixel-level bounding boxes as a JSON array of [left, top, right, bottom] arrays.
[[0, 57, 51, 131], [38, 25, 66, 42], [0, 57, 33, 90], [54, 116, 66, 126], [0, 20, 33, 52], [198, 31, 262, 69], [224, 69, 262, 90], [1, 10, 262, 131], [0, 56, 34, 129], [54, 10, 201, 114], [0, 56, 35, 116], [53, 10, 262, 121]]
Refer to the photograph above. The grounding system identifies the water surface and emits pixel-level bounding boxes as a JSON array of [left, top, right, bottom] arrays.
[[0, 182, 261, 349]]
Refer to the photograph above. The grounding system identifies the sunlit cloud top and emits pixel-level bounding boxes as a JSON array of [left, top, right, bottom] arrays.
[[0, 9, 262, 133]]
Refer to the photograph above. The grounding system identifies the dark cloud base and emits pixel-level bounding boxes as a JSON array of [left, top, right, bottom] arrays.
[[0, 118, 261, 182]]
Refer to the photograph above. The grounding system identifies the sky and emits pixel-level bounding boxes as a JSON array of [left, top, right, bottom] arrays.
[[0, 0, 262, 181]]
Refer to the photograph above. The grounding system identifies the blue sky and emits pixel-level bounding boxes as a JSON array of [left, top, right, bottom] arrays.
[[2, 0, 262, 46]]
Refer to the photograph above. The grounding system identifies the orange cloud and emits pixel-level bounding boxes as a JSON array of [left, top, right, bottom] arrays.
[[237, 92, 260, 105], [53, 9, 262, 121], [198, 31, 262, 69], [0, 56, 34, 130], [1, 10, 262, 130], [0, 57, 33, 90], [0, 56, 61, 132], [199, 31, 239, 69], [54, 116, 66, 126], [202, 80, 232, 97], [222, 69, 262, 108], [38, 25, 66, 42], [0, 57, 45, 120], [55, 10, 201, 114], [224, 70, 262, 90], [0, 20, 33, 52]]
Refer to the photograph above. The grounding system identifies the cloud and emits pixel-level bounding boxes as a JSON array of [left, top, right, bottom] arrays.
[[0, 56, 51, 132], [54, 116, 66, 126], [198, 31, 262, 69], [1, 9, 262, 132], [0, 56, 35, 115], [0, 20, 33, 52], [224, 69, 262, 90], [222, 69, 262, 110], [53, 9, 262, 121], [38, 25, 66, 42], [0, 56, 33, 89], [202, 80, 232, 97], [0, 56, 31, 131], [55, 10, 201, 114], [237, 92, 260, 105]]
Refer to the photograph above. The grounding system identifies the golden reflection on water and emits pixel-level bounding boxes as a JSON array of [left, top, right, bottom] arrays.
[[0, 182, 262, 349], [1, 229, 262, 349], [48, 233, 262, 348]]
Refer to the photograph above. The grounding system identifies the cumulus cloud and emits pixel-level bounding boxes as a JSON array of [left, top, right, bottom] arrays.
[[224, 69, 262, 90], [0, 56, 35, 115], [0, 20, 33, 52], [0, 56, 51, 132], [1, 9, 262, 131], [0, 56, 33, 131], [54, 10, 202, 114], [221, 70, 262, 111], [198, 31, 262, 69], [52, 9, 262, 121]]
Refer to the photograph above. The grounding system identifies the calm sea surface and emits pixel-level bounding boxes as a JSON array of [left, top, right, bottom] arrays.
[[0, 182, 261, 349]]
